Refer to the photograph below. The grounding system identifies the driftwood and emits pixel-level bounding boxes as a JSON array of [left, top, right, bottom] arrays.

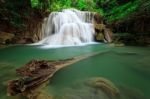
[[7, 51, 108, 98]]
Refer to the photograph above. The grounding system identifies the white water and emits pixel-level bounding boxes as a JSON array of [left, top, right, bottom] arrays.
[[36, 9, 96, 47]]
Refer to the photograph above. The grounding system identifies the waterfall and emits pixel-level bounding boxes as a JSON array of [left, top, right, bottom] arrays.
[[37, 9, 96, 47]]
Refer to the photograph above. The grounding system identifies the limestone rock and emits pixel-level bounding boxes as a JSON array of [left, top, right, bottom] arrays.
[[85, 77, 120, 98], [0, 32, 14, 44]]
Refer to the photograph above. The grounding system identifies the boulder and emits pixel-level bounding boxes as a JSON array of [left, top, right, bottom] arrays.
[[0, 31, 14, 44], [93, 13, 113, 43], [85, 77, 120, 98]]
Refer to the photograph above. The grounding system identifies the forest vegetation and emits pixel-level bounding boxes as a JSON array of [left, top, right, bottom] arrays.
[[0, 0, 150, 45]]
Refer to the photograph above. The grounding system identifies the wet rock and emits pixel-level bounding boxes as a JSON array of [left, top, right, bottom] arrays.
[[12, 37, 34, 44], [0, 31, 14, 44], [7, 58, 79, 98], [16, 60, 56, 77], [54, 77, 120, 99], [94, 13, 103, 24], [85, 77, 120, 98], [7, 52, 105, 99], [93, 13, 113, 43], [7, 60, 56, 96]]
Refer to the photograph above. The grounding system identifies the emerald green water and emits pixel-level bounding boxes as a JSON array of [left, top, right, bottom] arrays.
[[0, 44, 150, 99]]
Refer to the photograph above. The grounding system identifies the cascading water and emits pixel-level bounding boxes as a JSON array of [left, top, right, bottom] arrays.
[[36, 9, 97, 47]]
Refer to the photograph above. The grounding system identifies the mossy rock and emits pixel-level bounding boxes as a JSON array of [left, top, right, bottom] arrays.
[[54, 77, 120, 99], [85, 77, 120, 98], [0, 32, 14, 44]]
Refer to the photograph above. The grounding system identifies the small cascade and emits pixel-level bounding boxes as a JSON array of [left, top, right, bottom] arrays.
[[38, 9, 96, 46]]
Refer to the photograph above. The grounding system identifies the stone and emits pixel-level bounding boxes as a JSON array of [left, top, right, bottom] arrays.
[[7, 51, 106, 98], [0, 32, 14, 44], [93, 14, 113, 43], [7, 60, 57, 96], [85, 77, 120, 98]]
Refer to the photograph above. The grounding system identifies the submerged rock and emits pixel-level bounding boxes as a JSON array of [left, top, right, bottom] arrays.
[[7, 60, 56, 96], [7, 59, 80, 96], [85, 77, 120, 98], [16, 60, 56, 77], [54, 77, 120, 99], [6, 51, 111, 99], [56, 77, 145, 99], [6, 52, 97, 98]]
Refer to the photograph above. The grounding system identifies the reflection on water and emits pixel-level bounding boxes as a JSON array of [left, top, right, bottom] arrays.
[[0, 45, 150, 99]]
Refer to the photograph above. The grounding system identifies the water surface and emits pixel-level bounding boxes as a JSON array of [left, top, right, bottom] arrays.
[[0, 44, 150, 99]]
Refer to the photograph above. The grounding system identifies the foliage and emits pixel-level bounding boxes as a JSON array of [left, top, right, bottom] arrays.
[[30, 0, 104, 15], [0, 0, 31, 30], [30, 0, 150, 22], [0, 0, 150, 33], [104, 0, 142, 22], [31, 0, 49, 10], [31, 0, 39, 8]]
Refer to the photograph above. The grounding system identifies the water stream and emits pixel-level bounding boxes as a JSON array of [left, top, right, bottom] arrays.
[[35, 9, 96, 47], [0, 45, 150, 99]]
